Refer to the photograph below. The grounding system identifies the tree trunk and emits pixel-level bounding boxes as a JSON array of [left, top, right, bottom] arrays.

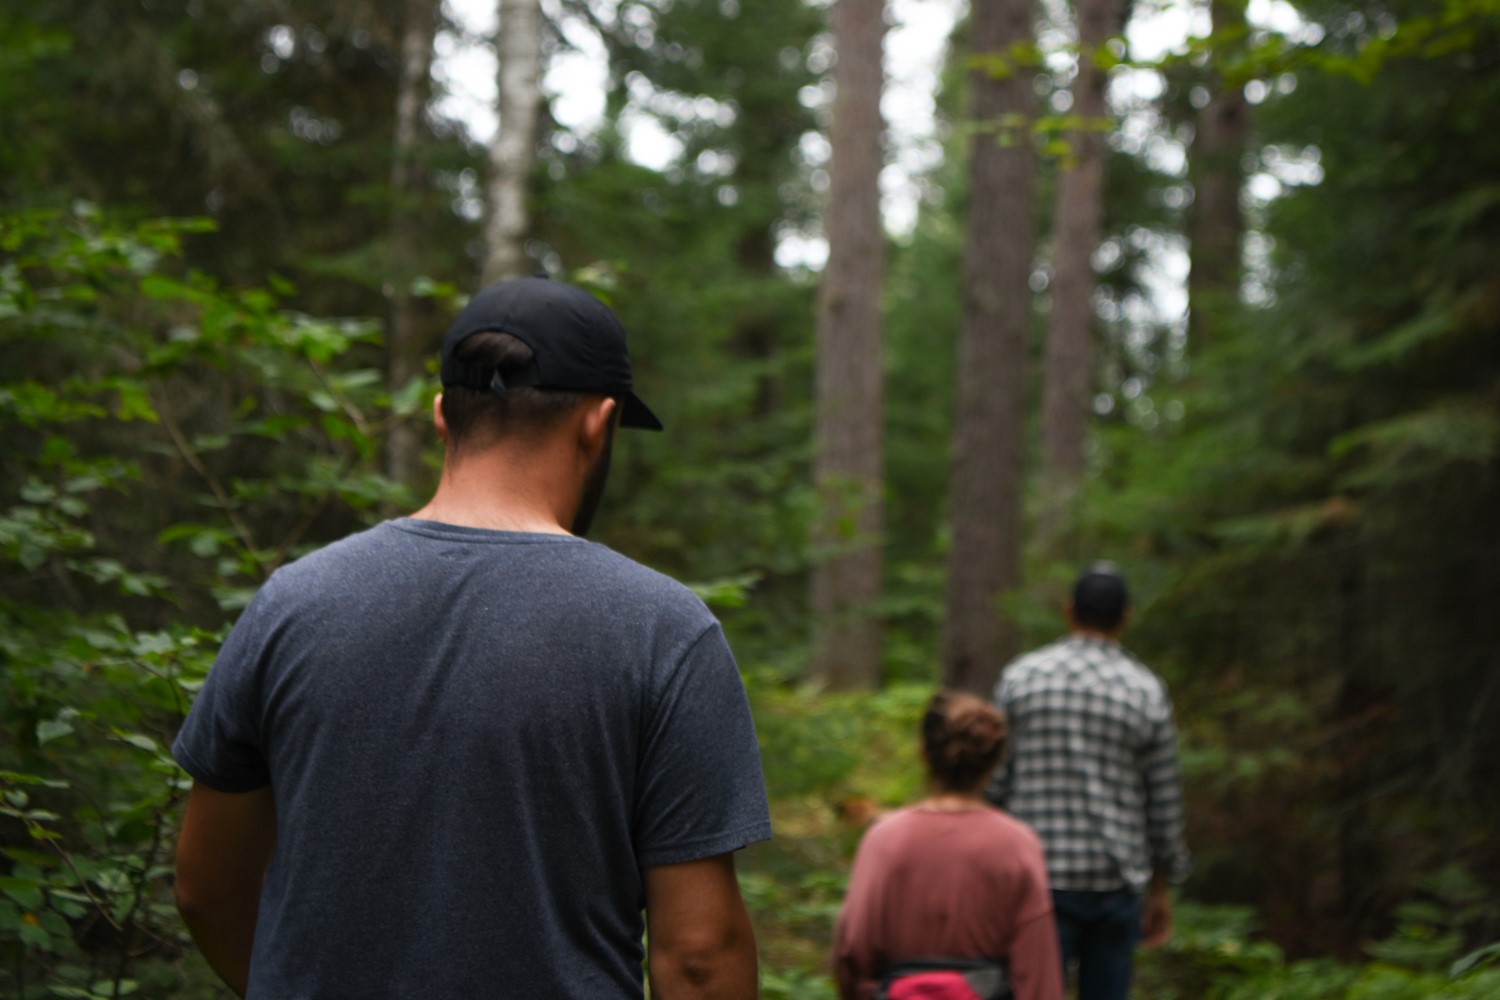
[[810, 0, 887, 690], [1187, 0, 1250, 349], [943, 0, 1037, 695], [386, 0, 439, 495], [484, 0, 544, 284], [1041, 0, 1125, 490]]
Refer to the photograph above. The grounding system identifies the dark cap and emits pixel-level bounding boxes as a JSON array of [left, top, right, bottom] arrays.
[[439, 276, 662, 431], [1072, 561, 1130, 629]]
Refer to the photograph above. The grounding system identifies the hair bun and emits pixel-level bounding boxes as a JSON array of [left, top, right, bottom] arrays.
[[921, 691, 1009, 791]]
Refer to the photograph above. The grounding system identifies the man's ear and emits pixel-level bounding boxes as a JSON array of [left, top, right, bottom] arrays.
[[433, 393, 450, 446], [577, 395, 618, 457]]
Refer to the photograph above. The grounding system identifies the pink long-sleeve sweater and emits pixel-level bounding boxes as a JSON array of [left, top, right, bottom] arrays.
[[833, 806, 1064, 1000]]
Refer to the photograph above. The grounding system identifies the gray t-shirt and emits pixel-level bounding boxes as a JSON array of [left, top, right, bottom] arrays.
[[173, 518, 772, 1000]]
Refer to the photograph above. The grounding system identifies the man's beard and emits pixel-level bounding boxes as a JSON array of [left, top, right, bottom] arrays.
[[570, 420, 615, 537]]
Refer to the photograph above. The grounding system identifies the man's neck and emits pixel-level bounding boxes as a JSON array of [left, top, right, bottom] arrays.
[[409, 501, 569, 534], [411, 449, 574, 535], [1070, 627, 1122, 644]]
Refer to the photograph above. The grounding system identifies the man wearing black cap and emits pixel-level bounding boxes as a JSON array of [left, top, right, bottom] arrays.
[[172, 277, 771, 999], [988, 563, 1189, 1000]]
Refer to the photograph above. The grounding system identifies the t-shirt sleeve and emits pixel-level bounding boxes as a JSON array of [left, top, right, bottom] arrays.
[[1006, 825, 1063, 1000], [832, 821, 892, 1000], [632, 622, 772, 868], [171, 584, 278, 793]]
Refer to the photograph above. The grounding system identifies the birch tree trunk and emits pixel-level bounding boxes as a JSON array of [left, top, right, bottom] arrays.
[[484, 0, 544, 284], [810, 0, 887, 690], [943, 0, 1037, 695], [386, 0, 439, 494], [1187, 0, 1250, 349], [1041, 0, 1125, 490]]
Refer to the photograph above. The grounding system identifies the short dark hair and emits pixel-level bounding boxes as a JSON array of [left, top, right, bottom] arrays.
[[921, 691, 1008, 792], [440, 332, 593, 450], [1072, 561, 1130, 631]]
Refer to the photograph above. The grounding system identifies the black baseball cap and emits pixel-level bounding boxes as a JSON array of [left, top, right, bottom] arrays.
[[439, 276, 663, 431], [1073, 561, 1129, 619]]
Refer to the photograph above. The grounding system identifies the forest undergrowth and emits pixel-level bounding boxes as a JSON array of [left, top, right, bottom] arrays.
[[738, 680, 1500, 1000], [5, 202, 1499, 998]]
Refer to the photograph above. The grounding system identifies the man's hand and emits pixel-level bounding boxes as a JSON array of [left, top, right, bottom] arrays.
[[644, 853, 758, 1000], [1140, 878, 1173, 949], [175, 782, 276, 997]]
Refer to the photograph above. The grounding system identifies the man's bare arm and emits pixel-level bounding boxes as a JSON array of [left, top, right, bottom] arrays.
[[644, 852, 758, 1000], [1141, 872, 1174, 949], [175, 782, 276, 997]]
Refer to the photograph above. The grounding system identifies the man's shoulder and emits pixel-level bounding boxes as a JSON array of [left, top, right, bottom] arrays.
[[250, 522, 394, 601], [998, 637, 1170, 700], [277, 520, 687, 589], [263, 521, 714, 630], [556, 541, 721, 638], [575, 541, 704, 599], [1099, 645, 1172, 702], [999, 638, 1079, 683], [271, 520, 391, 567]]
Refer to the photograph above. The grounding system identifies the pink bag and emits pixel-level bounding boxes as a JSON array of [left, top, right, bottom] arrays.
[[887, 970, 985, 999], [876, 958, 1011, 1000]]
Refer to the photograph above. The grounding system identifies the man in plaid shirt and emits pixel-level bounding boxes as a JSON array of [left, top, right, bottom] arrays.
[[988, 563, 1189, 1000]]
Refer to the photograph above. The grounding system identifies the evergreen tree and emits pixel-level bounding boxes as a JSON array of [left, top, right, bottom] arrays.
[[811, 0, 887, 690], [944, 0, 1039, 693]]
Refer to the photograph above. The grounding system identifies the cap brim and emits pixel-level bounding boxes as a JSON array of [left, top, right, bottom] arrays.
[[619, 391, 663, 431]]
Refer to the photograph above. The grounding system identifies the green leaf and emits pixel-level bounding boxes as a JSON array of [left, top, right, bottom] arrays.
[[1453, 941, 1500, 977], [113, 380, 158, 423], [36, 720, 74, 745], [115, 732, 161, 755], [138, 273, 214, 306], [0, 875, 44, 910], [189, 531, 222, 557], [18, 916, 51, 948], [0, 771, 70, 790], [390, 375, 430, 416], [21, 480, 56, 503]]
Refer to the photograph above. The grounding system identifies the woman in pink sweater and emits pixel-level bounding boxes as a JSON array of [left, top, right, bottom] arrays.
[[834, 692, 1063, 1000]]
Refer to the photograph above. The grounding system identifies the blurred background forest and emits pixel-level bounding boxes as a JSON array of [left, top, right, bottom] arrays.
[[2, 0, 1498, 996]]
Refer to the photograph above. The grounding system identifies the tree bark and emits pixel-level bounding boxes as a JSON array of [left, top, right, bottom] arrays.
[[1041, 0, 1126, 489], [484, 0, 544, 284], [1187, 0, 1250, 349], [943, 0, 1037, 695], [810, 0, 887, 690], [386, 0, 439, 494]]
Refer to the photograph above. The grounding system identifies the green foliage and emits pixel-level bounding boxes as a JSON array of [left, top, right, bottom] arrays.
[[747, 678, 932, 804], [759, 963, 838, 1000], [0, 205, 399, 996], [536, 0, 824, 667], [1025, 0, 1500, 955], [2, 0, 1497, 993], [1135, 896, 1500, 1000]]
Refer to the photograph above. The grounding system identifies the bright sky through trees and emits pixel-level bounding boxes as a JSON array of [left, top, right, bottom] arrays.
[[438, 0, 959, 247], [434, 0, 1312, 281]]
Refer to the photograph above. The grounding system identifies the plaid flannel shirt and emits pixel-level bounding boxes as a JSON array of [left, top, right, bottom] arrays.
[[989, 636, 1190, 893]]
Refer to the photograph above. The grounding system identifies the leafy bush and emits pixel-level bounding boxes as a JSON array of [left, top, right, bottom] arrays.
[[1, 206, 399, 997]]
